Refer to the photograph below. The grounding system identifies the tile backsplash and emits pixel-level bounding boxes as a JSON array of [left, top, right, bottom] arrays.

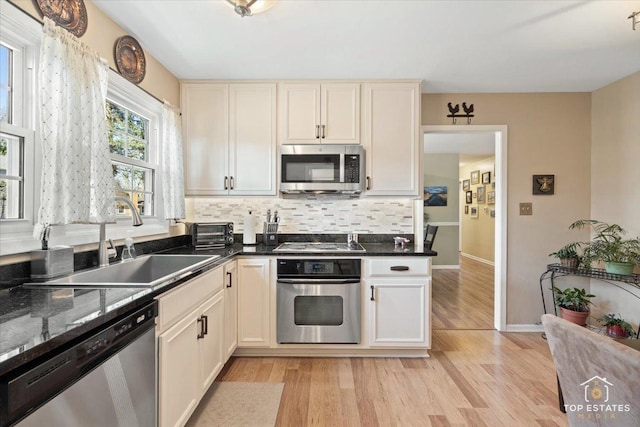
[[189, 197, 414, 234]]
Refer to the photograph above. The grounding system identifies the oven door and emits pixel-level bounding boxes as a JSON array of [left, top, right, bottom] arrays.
[[277, 279, 361, 344]]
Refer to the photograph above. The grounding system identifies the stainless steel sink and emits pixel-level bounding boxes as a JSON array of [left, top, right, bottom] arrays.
[[37, 254, 220, 288]]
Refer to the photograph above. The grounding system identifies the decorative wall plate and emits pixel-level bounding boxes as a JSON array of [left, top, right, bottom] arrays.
[[114, 36, 146, 84], [36, 0, 88, 37]]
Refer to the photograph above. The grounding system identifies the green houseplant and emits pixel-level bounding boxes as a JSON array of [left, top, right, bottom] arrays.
[[549, 242, 581, 269], [551, 286, 595, 326], [569, 220, 640, 275], [597, 313, 636, 338]]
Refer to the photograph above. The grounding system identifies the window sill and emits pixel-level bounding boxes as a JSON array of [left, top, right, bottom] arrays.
[[0, 218, 170, 256]]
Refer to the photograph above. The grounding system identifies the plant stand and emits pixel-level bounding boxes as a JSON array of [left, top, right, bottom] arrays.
[[539, 263, 640, 316]]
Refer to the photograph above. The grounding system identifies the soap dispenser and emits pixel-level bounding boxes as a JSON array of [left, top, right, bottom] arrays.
[[121, 235, 137, 261]]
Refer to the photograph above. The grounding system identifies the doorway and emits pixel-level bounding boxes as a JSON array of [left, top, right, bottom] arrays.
[[420, 125, 507, 331]]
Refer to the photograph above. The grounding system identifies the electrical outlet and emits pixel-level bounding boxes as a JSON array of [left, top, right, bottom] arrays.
[[519, 203, 533, 215]]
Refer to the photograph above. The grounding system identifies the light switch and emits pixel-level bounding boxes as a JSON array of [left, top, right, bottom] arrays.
[[519, 203, 532, 215]]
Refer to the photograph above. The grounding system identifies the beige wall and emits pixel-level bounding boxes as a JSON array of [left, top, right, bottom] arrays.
[[590, 71, 640, 327], [422, 93, 592, 325], [9, 0, 179, 105], [423, 153, 460, 266], [460, 157, 495, 263]]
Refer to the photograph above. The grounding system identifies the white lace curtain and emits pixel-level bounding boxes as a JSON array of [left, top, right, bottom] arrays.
[[161, 102, 185, 220], [35, 18, 115, 237]]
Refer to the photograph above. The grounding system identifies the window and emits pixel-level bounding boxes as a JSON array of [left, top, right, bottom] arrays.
[[106, 100, 155, 217], [0, 39, 28, 220]]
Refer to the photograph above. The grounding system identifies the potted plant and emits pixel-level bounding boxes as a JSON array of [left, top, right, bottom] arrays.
[[549, 242, 581, 269], [597, 313, 636, 338], [569, 220, 640, 275], [551, 286, 595, 326]]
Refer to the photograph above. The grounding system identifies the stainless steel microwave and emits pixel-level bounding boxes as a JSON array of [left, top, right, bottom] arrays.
[[279, 144, 365, 194]]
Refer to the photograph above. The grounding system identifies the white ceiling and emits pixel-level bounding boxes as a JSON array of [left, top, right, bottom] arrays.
[[93, 0, 640, 93]]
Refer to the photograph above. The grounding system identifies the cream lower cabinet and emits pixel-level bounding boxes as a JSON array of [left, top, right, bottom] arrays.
[[237, 258, 271, 347], [362, 82, 420, 196], [223, 260, 238, 359], [364, 257, 431, 348], [157, 267, 225, 427]]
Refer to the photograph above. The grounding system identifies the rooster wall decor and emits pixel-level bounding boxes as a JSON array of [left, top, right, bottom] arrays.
[[447, 102, 475, 124]]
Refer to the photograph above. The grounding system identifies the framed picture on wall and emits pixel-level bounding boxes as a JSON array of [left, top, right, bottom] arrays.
[[464, 205, 469, 214], [482, 171, 491, 184], [424, 186, 448, 206], [465, 191, 472, 204], [477, 185, 485, 203], [470, 170, 480, 185], [462, 179, 470, 191], [470, 206, 478, 218], [487, 191, 495, 204]]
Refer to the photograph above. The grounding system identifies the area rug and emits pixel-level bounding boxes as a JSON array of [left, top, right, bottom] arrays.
[[186, 382, 284, 427]]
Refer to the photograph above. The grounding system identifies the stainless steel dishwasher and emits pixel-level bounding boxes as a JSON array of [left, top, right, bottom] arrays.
[[2, 301, 157, 427]]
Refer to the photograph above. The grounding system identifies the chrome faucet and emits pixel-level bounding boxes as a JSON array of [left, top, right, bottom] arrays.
[[98, 196, 143, 267]]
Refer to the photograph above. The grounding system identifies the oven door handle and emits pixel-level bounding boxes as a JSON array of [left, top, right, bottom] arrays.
[[277, 278, 361, 285]]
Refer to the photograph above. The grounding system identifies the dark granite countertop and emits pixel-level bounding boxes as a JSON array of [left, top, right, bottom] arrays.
[[0, 237, 434, 378]]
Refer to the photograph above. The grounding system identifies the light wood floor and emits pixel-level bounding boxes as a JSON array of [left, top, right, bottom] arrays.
[[212, 330, 566, 426], [432, 256, 494, 330]]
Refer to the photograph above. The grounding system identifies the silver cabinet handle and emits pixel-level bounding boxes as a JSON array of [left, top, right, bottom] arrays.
[[366, 176, 371, 190], [224, 176, 228, 190], [315, 125, 320, 139], [370, 285, 375, 301], [230, 176, 234, 190], [321, 124, 325, 139]]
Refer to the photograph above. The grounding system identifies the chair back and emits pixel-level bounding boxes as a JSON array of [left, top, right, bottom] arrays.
[[424, 225, 438, 251], [541, 314, 640, 426]]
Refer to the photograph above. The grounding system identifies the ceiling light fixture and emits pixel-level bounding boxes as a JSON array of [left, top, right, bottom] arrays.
[[226, 0, 275, 18], [630, 11, 639, 30]]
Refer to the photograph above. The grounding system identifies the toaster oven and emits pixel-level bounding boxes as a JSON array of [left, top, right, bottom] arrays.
[[187, 222, 234, 249]]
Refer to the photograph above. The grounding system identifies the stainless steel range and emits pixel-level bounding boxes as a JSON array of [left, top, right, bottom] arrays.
[[272, 242, 366, 253]]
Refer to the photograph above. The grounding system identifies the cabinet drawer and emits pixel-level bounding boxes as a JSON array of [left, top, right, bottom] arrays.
[[157, 267, 224, 333], [366, 257, 431, 277]]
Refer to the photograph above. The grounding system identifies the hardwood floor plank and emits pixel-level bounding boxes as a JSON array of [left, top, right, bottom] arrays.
[[430, 351, 489, 409], [432, 256, 494, 330], [211, 330, 568, 427]]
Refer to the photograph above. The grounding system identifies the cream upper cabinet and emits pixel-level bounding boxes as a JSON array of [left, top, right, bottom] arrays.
[[229, 84, 277, 194], [279, 83, 360, 144], [181, 83, 229, 196], [362, 82, 420, 196], [181, 82, 277, 196]]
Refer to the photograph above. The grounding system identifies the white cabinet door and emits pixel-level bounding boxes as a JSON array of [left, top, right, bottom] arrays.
[[181, 83, 229, 196], [229, 84, 277, 195], [223, 261, 238, 360], [367, 278, 431, 347], [363, 82, 420, 196], [158, 310, 200, 427], [279, 83, 321, 144], [279, 82, 361, 145], [237, 258, 271, 347], [320, 83, 360, 144], [198, 290, 225, 394]]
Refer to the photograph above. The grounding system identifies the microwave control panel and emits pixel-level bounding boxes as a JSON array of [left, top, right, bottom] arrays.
[[344, 155, 360, 183]]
